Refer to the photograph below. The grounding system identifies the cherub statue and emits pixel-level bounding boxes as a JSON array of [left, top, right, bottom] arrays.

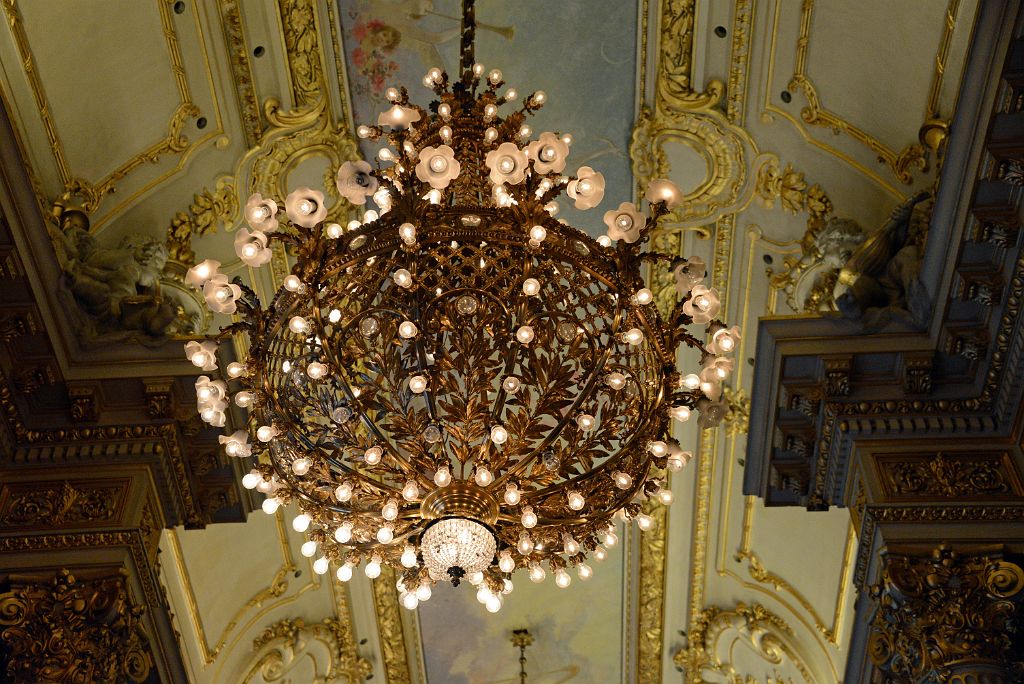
[[833, 190, 933, 329], [54, 202, 179, 339]]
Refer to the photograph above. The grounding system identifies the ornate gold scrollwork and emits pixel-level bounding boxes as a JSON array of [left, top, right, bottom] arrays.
[[372, 565, 414, 684], [245, 616, 371, 683], [882, 453, 1017, 499], [868, 546, 1024, 683], [0, 480, 123, 527], [0, 567, 154, 683], [166, 178, 240, 264]]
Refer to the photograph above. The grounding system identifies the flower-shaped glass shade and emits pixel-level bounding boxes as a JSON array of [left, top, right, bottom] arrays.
[[708, 325, 741, 355], [645, 179, 683, 209], [527, 132, 569, 174], [244, 193, 279, 232], [701, 356, 734, 381], [185, 259, 221, 290], [673, 256, 706, 295], [219, 429, 251, 458], [603, 202, 645, 243], [203, 408, 227, 428], [416, 145, 461, 189], [336, 161, 379, 206], [234, 228, 272, 267], [184, 340, 218, 371], [378, 104, 422, 130], [203, 274, 242, 314], [697, 398, 728, 428], [682, 284, 721, 324], [195, 375, 228, 404], [485, 142, 529, 185], [285, 188, 328, 227], [567, 166, 606, 210]]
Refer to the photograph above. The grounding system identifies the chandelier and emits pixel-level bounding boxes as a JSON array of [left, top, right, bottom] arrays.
[[183, 0, 738, 613]]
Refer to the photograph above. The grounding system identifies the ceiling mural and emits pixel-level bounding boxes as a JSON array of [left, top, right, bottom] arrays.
[[0, 0, 984, 682]]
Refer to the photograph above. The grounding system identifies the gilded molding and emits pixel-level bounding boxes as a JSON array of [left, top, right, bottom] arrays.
[[217, 0, 263, 146], [637, 499, 668, 684], [246, 616, 371, 683], [880, 453, 1019, 499], [278, 0, 326, 108], [0, 480, 125, 527], [0, 567, 154, 683], [372, 566, 414, 684], [166, 178, 240, 265], [674, 602, 813, 683], [868, 546, 1024, 682]]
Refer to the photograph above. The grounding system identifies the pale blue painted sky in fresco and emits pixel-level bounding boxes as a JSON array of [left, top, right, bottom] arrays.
[[336, 0, 638, 237]]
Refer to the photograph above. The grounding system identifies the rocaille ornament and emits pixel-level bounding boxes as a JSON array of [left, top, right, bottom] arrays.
[[183, 5, 737, 613]]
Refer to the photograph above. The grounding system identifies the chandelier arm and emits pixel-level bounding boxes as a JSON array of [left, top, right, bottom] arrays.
[[459, 0, 476, 87]]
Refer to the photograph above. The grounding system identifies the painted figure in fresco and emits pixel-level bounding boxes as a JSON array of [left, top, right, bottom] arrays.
[[54, 203, 179, 339], [350, 0, 513, 98], [833, 190, 933, 329]]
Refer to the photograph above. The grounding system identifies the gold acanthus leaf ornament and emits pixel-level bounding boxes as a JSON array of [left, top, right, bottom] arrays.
[[165, 178, 240, 265]]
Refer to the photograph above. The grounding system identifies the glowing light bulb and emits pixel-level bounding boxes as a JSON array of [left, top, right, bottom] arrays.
[[256, 425, 278, 442], [529, 225, 547, 243], [554, 569, 571, 588], [636, 513, 654, 531], [365, 556, 382, 579], [306, 361, 327, 379], [226, 362, 247, 378], [606, 372, 626, 390], [357, 125, 371, 138], [529, 563, 546, 583], [578, 563, 593, 581], [522, 278, 541, 296], [393, 268, 413, 288], [485, 594, 503, 613], [401, 545, 418, 568], [377, 525, 394, 544], [313, 557, 329, 575], [364, 446, 383, 465], [398, 321, 418, 339], [438, 102, 451, 118], [563, 533, 580, 555], [576, 414, 596, 431], [337, 563, 354, 582], [647, 441, 668, 457], [402, 480, 419, 501], [504, 484, 521, 505], [292, 513, 311, 532], [658, 489, 675, 505], [499, 550, 515, 573], [326, 222, 343, 238], [291, 458, 311, 476], [241, 471, 261, 489], [516, 326, 534, 344], [567, 491, 585, 511], [335, 482, 353, 502], [335, 523, 353, 543], [612, 471, 632, 489], [521, 506, 537, 528], [489, 425, 508, 445], [624, 328, 644, 345], [261, 497, 280, 514], [517, 532, 534, 555], [475, 466, 494, 486], [530, 90, 546, 106], [301, 540, 317, 557], [670, 406, 692, 423], [484, 127, 498, 143], [597, 235, 612, 247], [502, 376, 521, 394], [593, 545, 608, 562], [288, 316, 308, 334], [416, 584, 432, 601], [382, 500, 399, 521], [408, 375, 428, 393], [434, 466, 452, 487], [399, 222, 416, 244]]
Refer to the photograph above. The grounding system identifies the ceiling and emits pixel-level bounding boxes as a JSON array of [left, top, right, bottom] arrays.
[[0, 0, 979, 681]]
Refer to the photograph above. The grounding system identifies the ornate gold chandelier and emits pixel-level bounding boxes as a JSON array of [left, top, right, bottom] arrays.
[[184, 1, 737, 613]]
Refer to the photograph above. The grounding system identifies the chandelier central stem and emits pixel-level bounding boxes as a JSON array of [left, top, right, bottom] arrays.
[[459, 0, 476, 85]]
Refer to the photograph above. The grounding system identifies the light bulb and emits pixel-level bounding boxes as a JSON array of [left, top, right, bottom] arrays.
[[516, 326, 534, 344], [335, 523, 353, 543], [593, 545, 608, 562], [505, 88, 517, 101], [529, 563, 546, 583], [567, 491, 585, 510], [401, 545, 418, 568], [484, 103, 497, 119], [357, 125, 371, 138], [489, 425, 508, 445], [499, 550, 515, 573], [519, 124, 531, 139], [681, 373, 701, 390], [416, 584, 432, 601], [438, 101, 451, 117], [522, 278, 541, 296], [647, 441, 668, 457], [488, 68, 503, 84], [440, 126, 453, 143], [327, 222, 343, 238], [670, 406, 692, 423], [399, 222, 416, 244], [554, 569, 571, 588], [517, 532, 534, 555], [226, 361, 247, 378], [529, 225, 547, 243], [636, 513, 654, 531], [597, 235, 612, 247], [365, 556, 382, 579], [301, 540, 317, 557], [306, 362, 327, 379], [292, 513, 311, 532], [521, 506, 538, 528], [658, 489, 675, 505], [378, 148, 394, 162], [393, 268, 413, 288], [364, 446, 383, 465], [563, 534, 580, 555], [504, 484, 521, 505], [624, 328, 644, 345], [385, 87, 399, 101], [606, 372, 626, 390], [337, 563, 354, 582], [234, 391, 254, 408], [398, 321, 418, 338], [578, 563, 593, 581], [576, 414, 596, 431], [475, 466, 494, 486], [382, 500, 399, 521], [429, 465, 450, 487], [486, 594, 503, 613], [261, 497, 280, 514], [241, 471, 261, 489], [291, 458, 310, 476], [335, 482, 353, 502], [402, 480, 419, 501], [313, 557, 329, 575], [603, 528, 619, 547], [288, 316, 308, 334], [484, 127, 498, 143], [469, 571, 484, 586], [408, 375, 428, 393], [502, 376, 522, 394], [612, 471, 632, 489], [377, 525, 394, 543]]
